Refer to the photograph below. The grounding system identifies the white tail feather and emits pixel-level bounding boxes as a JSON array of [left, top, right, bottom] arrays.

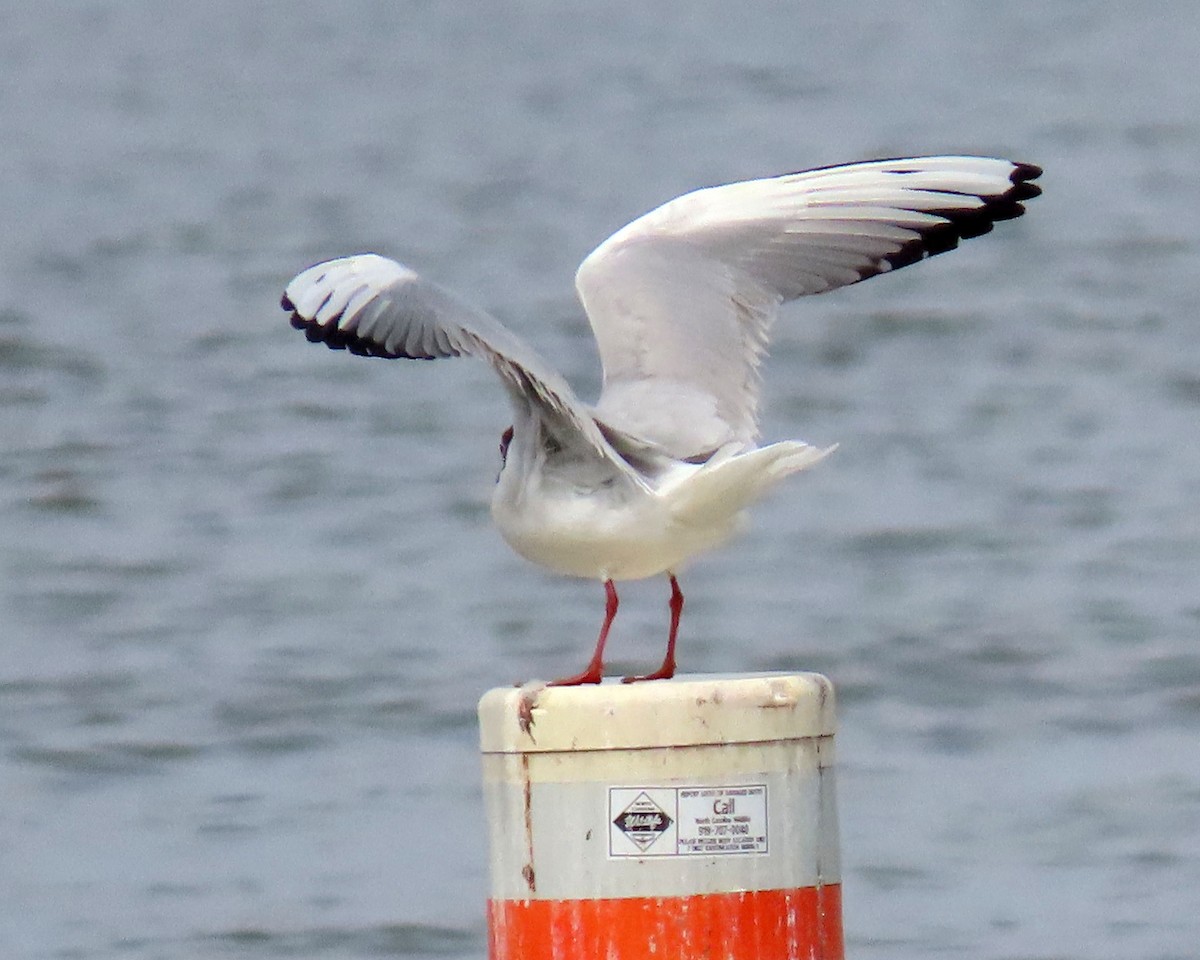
[[667, 441, 836, 526]]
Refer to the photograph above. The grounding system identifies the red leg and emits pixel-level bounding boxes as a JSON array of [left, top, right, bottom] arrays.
[[549, 579, 618, 686], [623, 574, 683, 683]]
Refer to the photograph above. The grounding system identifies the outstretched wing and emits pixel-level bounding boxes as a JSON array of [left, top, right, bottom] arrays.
[[575, 156, 1042, 457], [282, 254, 614, 457]]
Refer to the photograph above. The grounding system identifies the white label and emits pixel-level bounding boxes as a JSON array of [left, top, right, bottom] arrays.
[[608, 784, 768, 858], [676, 784, 769, 855]]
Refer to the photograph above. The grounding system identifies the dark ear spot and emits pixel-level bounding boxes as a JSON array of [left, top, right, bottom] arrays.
[[499, 426, 514, 464]]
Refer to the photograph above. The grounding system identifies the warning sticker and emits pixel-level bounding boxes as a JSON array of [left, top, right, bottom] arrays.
[[608, 784, 768, 858], [676, 784, 768, 855]]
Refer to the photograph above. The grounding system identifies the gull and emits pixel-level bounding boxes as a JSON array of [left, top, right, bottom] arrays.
[[282, 155, 1041, 685]]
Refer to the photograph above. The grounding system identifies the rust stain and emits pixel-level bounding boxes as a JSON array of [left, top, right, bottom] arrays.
[[520, 753, 536, 894]]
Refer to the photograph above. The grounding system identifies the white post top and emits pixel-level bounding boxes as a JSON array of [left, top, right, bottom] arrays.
[[478, 672, 835, 754]]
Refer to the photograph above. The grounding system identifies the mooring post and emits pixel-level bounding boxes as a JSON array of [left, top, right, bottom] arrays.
[[478, 673, 842, 960]]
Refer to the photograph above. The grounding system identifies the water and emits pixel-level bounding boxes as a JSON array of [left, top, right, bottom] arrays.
[[2, 1, 1198, 957]]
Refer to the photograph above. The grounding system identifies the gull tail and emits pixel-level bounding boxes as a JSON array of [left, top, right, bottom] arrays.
[[666, 441, 837, 526]]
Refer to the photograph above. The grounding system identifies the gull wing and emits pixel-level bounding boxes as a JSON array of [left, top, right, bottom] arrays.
[[282, 254, 617, 459], [575, 156, 1042, 457]]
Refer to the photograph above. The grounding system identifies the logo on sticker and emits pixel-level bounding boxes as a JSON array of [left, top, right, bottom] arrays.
[[612, 791, 673, 851]]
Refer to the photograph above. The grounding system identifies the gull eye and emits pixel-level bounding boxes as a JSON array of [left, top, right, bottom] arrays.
[[499, 426, 514, 464]]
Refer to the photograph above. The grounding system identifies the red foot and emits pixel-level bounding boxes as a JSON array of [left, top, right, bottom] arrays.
[[620, 661, 675, 683], [546, 663, 605, 687], [548, 579, 618, 687], [622, 574, 684, 683]]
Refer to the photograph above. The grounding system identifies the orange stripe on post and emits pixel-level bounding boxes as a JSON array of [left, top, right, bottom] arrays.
[[488, 884, 844, 960]]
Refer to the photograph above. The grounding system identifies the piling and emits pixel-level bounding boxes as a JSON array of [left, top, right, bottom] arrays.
[[478, 672, 842, 959]]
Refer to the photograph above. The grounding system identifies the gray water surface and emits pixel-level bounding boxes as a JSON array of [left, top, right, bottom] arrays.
[[2, 2, 1199, 958]]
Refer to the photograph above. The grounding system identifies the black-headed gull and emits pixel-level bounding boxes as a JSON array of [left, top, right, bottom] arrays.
[[282, 155, 1041, 685]]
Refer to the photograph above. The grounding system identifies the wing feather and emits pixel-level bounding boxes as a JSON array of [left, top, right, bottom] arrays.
[[282, 254, 616, 459], [576, 156, 1041, 454]]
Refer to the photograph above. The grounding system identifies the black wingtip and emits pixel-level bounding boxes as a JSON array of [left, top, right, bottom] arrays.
[[879, 159, 1042, 274], [983, 198, 1031, 223], [280, 292, 294, 312], [1009, 162, 1043, 202], [286, 308, 418, 360], [1012, 161, 1043, 182]]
